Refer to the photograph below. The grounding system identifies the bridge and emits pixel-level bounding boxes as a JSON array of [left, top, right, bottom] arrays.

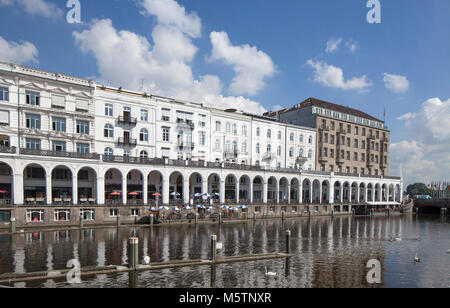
[[413, 199, 450, 215]]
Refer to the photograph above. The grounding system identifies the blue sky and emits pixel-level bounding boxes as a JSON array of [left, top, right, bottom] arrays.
[[0, 0, 449, 185]]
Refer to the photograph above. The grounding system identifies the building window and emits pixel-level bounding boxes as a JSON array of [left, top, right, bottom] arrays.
[[199, 132, 206, 146], [290, 133, 294, 141], [76, 143, 90, 154], [215, 139, 220, 150], [52, 117, 66, 132], [267, 129, 272, 139], [226, 122, 231, 133], [0, 87, 9, 101], [26, 210, 44, 222], [80, 209, 95, 221], [109, 209, 118, 217], [26, 138, 41, 150], [26, 114, 40, 129], [277, 146, 281, 156], [267, 144, 272, 153], [277, 131, 282, 140], [215, 121, 221, 132], [131, 209, 140, 217], [140, 109, 148, 122], [104, 147, 114, 157], [308, 136, 313, 144], [232, 123, 237, 134], [308, 149, 312, 158], [140, 128, 149, 142], [52, 141, 66, 152], [256, 143, 260, 154], [51, 95, 66, 109], [242, 142, 247, 154], [105, 104, 113, 116], [289, 147, 294, 157], [199, 115, 206, 127], [162, 127, 170, 142], [26, 91, 40, 105], [54, 209, 71, 222], [256, 127, 260, 137], [140, 151, 148, 158], [299, 134, 304, 143], [76, 120, 90, 135], [124, 150, 131, 157], [104, 124, 114, 138], [242, 125, 247, 136]]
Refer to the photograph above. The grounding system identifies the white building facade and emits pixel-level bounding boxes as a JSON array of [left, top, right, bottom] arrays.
[[0, 62, 402, 225]]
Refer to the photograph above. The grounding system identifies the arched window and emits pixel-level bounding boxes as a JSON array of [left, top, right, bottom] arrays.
[[232, 141, 237, 152], [226, 141, 231, 151], [232, 123, 237, 134], [242, 142, 247, 154], [278, 131, 282, 140], [104, 124, 114, 138], [289, 147, 294, 157], [308, 149, 312, 158], [256, 127, 260, 137], [226, 122, 231, 133], [140, 128, 149, 142], [290, 133, 294, 141], [255, 160, 260, 166], [308, 135, 313, 144], [104, 147, 113, 157], [277, 146, 281, 156], [267, 129, 272, 139], [215, 139, 220, 150], [300, 134, 304, 143], [241, 125, 247, 136], [140, 151, 148, 158], [299, 148, 304, 157], [267, 144, 271, 153], [256, 143, 260, 154]]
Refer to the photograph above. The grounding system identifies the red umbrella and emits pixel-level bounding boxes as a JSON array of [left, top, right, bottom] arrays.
[[110, 192, 121, 196], [152, 193, 161, 196], [0, 190, 7, 194], [128, 192, 140, 196]]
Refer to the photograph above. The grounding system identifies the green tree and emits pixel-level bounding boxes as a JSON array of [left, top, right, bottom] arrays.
[[406, 183, 431, 196]]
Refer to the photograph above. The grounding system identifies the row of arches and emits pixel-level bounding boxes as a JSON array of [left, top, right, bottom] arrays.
[[0, 161, 402, 206]]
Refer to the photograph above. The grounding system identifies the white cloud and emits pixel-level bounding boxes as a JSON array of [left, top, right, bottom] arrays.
[[0, 36, 38, 64], [345, 40, 358, 53], [0, 0, 62, 18], [392, 98, 450, 185], [325, 38, 342, 53], [383, 73, 410, 93], [209, 31, 276, 96], [140, 0, 201, 38], [306, 59, 372, 91], [73, 1, 267, 115]]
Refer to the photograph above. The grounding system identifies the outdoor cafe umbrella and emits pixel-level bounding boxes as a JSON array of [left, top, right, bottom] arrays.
[[196, 204, 206, 209], [159, 206, 170, 211], [220, 205, 229, 210], [149, 207, 157, 211], [238, 205, 248, 209], [128, 192, 140, 196], [207, 206, 216, 211], [171, 207, 181, 211], [193, 193, 202, 198], [183, 205, 193, 210], [230, 207, 238, 212], [170, 192, 180, 196], [110, 192, 121, 196]]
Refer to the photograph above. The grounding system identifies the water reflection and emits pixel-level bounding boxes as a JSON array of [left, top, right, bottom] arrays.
[[0, 215, 448, 288]]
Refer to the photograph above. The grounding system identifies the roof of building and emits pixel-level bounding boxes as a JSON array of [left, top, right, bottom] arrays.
[[264, 97, 383, 123]]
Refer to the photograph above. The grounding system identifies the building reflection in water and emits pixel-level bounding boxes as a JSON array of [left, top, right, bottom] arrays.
[[0, 214, 446, 288]]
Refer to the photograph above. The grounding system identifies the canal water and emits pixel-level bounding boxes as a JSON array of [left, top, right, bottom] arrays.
[[0, 215, 448, 288]]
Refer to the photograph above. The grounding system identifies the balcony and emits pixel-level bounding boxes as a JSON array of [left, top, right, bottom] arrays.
[[262, 152, 276, 161], [176, 119, 195, 130], [319, 125, 330, 131], [20, 148, 100, 160], [178, 141, 195, 150], [118, 115, 137, 126], [336, 128, 346, 135], [0, 146, 16, 154], [225, 150, 239, 159], [117, 138, 137, 147], [296, 156, 308, 164]]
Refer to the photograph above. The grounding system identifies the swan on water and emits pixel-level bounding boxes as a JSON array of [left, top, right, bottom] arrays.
[[143, 256, 151, 265], [265, 266, 276, 277], [414, 253, 420, 263]]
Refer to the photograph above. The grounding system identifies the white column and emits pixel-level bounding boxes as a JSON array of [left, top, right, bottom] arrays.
[[183, 179, 189, 204], [309, 185, 313, 203], [202, 179, 208, 195], [143, 176, 148, 205], [162, 175, 169, 205], [72, 175, 78, 205], [299, 183, 303, 204], [235, 181, 240, 203], [275, 181, 280, 204], [122, 175, 127, 205], [13, 173, 24, 205], [219, 180, 225, 204], [319, 184, 322, 204], [364, 185, 368, 203], [329, 183, 334, 204], [349, 186, 352, 203], [263, 181, 268, 204], [46, 173, 52, 205], [287, 182, 291, 204], [97, 176, 105, 205], [339, 186, 343, 204], [249, 180, 253, 204]]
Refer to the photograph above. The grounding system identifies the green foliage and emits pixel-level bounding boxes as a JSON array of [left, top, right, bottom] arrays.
[[406, 183, 431, 196]]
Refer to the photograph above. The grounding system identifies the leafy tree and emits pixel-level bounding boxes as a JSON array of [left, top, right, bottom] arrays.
[[406, 183, 431, 196]]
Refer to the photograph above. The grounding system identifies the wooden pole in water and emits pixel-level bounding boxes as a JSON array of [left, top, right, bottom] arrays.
[[253, 211, 256, 221], [79, 216, 84, 229], [218, 212, 222, 225], [210, 235, 217, 261], [9, 218, 16, 233], [128, 237, 139, 269], [285, 230, 291, 254], [117, 215, 121, 227], [149, 214, 154, 226], [194, 213, 198, 225], [282, 211, 285, 221]]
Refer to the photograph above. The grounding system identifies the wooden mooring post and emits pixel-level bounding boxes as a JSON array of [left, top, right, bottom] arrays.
[[9, 218, 16, 234], [285, 230, 291, 254], [128, 237, 139, 269]]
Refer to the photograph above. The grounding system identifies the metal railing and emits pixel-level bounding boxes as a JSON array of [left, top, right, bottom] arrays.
[[0, 146, 16, 154], [118, 115, 137, 125], [117, 138, 137, 146], [20, 148, 100, 160]]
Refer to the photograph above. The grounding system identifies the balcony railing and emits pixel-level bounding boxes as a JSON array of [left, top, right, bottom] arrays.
[[176, 119, 195, 130], [178, 141, 195, 150], [117, 138, 137, 147], [224, 150, 239, 159], [0, 146, 16, 154], [118, 115, 137, 126], [20, 148, 100, 159]]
